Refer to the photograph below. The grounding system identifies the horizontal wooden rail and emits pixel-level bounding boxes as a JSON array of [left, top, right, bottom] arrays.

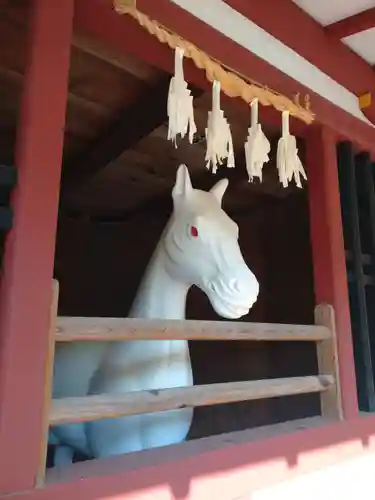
[[55, 317, 331, 342], [49, 375, 334, 425], [37, 284, 341, 485]]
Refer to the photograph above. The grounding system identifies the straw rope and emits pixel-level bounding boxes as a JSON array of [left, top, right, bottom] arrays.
[[114, 0, 315, 124]]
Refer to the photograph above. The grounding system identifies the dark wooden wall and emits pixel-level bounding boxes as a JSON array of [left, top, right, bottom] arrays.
[[54, 191, 318, 439], [261, 193, 319, 424]]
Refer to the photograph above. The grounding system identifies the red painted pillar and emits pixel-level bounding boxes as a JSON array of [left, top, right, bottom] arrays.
[[0, 0, 73, 493], [306, 124, 358, 419]]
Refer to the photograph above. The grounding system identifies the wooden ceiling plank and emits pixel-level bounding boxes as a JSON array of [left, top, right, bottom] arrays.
[[0, 64, 111, 118], [61, 76, 203, 195], [72, 33, 160, 83], [61, 75, 171, 193]]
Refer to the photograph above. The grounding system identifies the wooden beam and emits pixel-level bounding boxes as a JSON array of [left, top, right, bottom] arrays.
[[0, 0, 73, 493], [61, 75, 170, 192], [2, 415, 375, 500], [72, 33, 160, 83], [315, 304, 343, 420], [73, 0, 301, 136], [74, 0, 375, 152], [61, 77, 203, 195], [59, 144, 294, 225], [61, 193, 173, 223], [55, 315, 331, 342], [36, 280, 59, 486], [306, 125, 358, 419], [0, 64, 111, 118], [50, 375, 334, 425], [60, 190, 275, 225], [325, 7, 375, 39], [59, 163, 281, 225], [222, 0, 375, 97]]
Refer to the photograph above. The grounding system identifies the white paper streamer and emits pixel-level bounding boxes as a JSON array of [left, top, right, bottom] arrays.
[[277, 110, 307, 188], [205, 80, 235, 173], [244, 98, 270, 182], [167, 47, 197, 147]]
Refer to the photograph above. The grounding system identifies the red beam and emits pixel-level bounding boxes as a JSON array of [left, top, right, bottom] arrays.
[[325, 7, 375, 39], [75, 0, 375, 153], [2, 414, 375, 500], [138, 0, 375, 152], [224, 0, 375, 97], [306, 125, 357, 419], [0, 0, 73, 493], [73, 0, 305, 136]]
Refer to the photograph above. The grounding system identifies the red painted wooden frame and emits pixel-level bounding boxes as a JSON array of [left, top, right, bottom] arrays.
[[223, 0, 375, 133], [0, 0, 73, 494], [0, 0, 372, 498], [3, 415, 375, 500], [224, 0, 375, 100], [74, 0, 375, 152], [307, 125, 357, 418], [325, 7, 375, 39]]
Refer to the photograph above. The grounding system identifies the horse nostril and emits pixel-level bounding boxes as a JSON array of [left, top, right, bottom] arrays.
[[230, 279, 240, 292], [209, 282, 216, 292]]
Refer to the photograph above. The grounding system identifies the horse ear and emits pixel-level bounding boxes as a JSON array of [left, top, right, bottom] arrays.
[[210, 178, 228, 205], [172, 164, 193, 203]]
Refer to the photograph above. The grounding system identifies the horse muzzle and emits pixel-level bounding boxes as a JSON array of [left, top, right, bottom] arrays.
[[205, 271, 259, 319]]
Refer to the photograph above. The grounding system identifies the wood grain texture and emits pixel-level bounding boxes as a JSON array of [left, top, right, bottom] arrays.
[[55, 316, 331, 342], [36, 280, 59, 486], [50, 375, 334, 425], [315, 304, 343, 419]]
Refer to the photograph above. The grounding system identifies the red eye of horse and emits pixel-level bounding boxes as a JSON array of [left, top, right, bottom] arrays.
[[190, 226, 198, 238]]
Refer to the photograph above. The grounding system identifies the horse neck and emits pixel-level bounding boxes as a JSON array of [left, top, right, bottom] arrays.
[[129, 230, 189, 320]]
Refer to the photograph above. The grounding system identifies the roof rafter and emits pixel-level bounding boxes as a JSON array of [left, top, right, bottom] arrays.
[[61, 76, 172, 195], [325, 7, 375, 39], [61, 75, 202, 198]]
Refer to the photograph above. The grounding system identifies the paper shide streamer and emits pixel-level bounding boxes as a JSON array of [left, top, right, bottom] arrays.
[[113, 2, 313, 188], [244, 98, 270, 182], [167, 47, 197, 147], [277, 110, 307, 188], [205, 80, 235, 174]]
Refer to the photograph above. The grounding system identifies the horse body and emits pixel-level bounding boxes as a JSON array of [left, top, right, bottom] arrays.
[[50, 165, 259, 464]]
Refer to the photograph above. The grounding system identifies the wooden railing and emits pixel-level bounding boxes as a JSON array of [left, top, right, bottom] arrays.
[[38, 280, 342, 483]]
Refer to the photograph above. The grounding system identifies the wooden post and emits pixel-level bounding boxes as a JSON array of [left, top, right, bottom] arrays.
[[0, 0, 73, 494], [306, 124, 358, 419], [36, 280, 59, 486], [315, 304, 343, 419]]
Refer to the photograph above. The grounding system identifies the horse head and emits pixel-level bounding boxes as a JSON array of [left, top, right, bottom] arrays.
[[163, 164, 259, 319]]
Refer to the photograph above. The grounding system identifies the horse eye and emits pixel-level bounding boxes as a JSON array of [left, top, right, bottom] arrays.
[[190, 226, 199, 238]]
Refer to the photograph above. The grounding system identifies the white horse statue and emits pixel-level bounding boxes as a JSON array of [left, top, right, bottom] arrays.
[[50, 164, 259, 465]]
